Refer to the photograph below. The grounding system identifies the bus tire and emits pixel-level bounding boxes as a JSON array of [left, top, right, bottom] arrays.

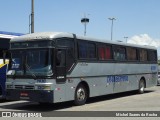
[[138, 79, 145, 94], [74, 84, 87, 106]]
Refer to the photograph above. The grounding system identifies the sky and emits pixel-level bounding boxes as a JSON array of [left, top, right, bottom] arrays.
[[1, 0, 160, 55]]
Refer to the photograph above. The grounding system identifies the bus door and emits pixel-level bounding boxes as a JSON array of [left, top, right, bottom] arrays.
[[55, 48, 67, 83]]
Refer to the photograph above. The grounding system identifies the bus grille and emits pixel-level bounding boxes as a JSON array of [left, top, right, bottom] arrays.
[[15, 85, 34, 90]]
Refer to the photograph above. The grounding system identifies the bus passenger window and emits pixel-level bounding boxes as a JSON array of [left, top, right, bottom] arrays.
[[114, 46, 126, 61], [105, 46, 111, 59], [88, 43, 96, 58], [78, 41, 87, 59], [140, 49, 147, 61], [148, 50, 157, 62], [127, 47, 137, 61], [98, 47, 105, 60]]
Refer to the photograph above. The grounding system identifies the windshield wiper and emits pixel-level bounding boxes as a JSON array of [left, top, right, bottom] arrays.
[[25, 63, 37, 80]]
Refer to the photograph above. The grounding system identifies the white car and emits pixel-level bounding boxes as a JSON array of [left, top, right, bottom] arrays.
[[157, 75, 160, 85]]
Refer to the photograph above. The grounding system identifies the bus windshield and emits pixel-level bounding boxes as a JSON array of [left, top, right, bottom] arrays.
[[8, 49, 52, 77]]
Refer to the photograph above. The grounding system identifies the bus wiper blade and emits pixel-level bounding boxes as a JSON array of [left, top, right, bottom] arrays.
[[25, 63, 37, 80]]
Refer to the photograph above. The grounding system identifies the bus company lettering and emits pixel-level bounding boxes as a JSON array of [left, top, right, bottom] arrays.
[[107, 75, 128, 83], [37, 79, 46, 83], [12, 58, 20, 69], [151, 66, 156, 71]]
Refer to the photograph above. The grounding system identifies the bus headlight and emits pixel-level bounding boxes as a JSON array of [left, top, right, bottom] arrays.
[[37, 85, 51, 90], [7, 85, 13, 89]]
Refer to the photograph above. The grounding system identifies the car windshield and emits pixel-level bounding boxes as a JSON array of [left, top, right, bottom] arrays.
[[8, 48, 53, 77]]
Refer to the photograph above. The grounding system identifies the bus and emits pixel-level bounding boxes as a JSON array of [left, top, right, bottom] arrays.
[[6, 32, 158, 105], [0, 31, 24, 99]]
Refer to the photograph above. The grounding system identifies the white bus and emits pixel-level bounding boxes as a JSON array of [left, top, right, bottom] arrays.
[[6, 32, 158, 105]]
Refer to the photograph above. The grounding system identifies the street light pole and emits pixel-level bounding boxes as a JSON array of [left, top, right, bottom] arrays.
[[108, 17, 116, 40], [31, 0, 34, 33], [124, 36, 128, 43], [81, 13, 89, 36]]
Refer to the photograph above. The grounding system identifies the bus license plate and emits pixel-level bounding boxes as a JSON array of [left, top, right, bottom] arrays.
[[20, 92, 29, 100], [20, 92, 28, 97]]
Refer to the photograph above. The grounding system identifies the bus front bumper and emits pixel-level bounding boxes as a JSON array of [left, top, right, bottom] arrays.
[[6, 89, 54, 103]]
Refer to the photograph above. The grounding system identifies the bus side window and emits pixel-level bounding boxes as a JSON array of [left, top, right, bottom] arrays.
[[78, 41, 88, 59], [140, 49, 147, 61], [105, 46, 112, 59], [98, 47, 105, 60], [113, 46, 126, 61], [127, 47, 137, 61], [148, 50, 157, 62], [88, 43, 96, 59]]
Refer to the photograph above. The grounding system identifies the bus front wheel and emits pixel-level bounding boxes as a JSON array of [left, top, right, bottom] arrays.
[[138, 79, 145, 94], [74, 84, 87, 106]]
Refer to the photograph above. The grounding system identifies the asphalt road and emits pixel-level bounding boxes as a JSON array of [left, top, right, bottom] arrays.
[[0, 86, 160, 119]]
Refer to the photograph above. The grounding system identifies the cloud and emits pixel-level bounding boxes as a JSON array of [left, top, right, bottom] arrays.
[[127, 34, 160, 48]]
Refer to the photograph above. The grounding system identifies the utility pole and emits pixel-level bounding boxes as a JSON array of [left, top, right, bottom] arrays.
[[31, 0, 34, 33]]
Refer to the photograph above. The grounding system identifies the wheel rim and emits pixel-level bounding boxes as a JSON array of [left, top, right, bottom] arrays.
[[77, 88, 86, 101], [140, 81, 144, 92]]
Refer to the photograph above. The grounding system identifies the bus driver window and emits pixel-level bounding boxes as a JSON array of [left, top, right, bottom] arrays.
[[56, 50, 65, 67]]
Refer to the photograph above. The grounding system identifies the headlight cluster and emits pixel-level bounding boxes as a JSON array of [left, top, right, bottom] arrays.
[[7, 85, 13, 89]]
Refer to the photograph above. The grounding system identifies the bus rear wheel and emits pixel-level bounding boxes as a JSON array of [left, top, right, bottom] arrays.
[[138, 79, 145, 94], [74, 84, 87, 106]]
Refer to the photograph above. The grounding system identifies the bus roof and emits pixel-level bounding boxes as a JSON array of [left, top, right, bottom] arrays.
[[11, 32, 157, 50], [0, 31, 24, 39]]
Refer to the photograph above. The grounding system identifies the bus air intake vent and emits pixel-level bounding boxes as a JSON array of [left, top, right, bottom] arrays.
[[15, 85, 34, 90]]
